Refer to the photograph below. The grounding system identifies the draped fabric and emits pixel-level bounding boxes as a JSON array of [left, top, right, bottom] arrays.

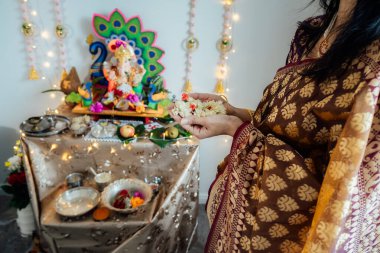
[[205, 16, 380, 253]]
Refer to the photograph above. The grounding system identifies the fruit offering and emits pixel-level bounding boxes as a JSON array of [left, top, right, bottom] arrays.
[[119, 125, 135, 138], [165, 126, 179, 139]]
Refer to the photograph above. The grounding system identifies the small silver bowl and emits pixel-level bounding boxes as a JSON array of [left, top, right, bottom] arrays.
[[65, 173, 84, 188], [55, 187, 100, 217], [95, 172, 113, 191]]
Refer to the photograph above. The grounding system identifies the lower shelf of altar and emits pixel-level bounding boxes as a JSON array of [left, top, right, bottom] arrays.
[[40, 183, 164, 229]]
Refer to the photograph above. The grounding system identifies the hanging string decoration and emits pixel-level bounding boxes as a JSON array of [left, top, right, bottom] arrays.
[[53, 0, 69, 80], [182, 0, 199, 93], [214, 0, 235, 95], [20, 0, 39, 80]]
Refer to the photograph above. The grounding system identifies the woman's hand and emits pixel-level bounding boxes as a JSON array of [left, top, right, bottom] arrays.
[[180, 114, 243, 139]]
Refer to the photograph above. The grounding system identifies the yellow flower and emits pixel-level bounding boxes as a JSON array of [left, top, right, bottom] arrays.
[[136, 105, 145, 113], [17, 153, 23, 157], [131, 197, 144, 208], [4, 161, 11, 167]]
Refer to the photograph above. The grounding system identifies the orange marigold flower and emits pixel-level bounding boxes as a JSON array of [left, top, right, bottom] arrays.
[[130, 196, 144, 208], [136, 105, 145, 113]]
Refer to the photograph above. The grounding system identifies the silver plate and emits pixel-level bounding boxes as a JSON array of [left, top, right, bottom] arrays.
[[55, 187, 100, 217], [20, 115, 70, 137]]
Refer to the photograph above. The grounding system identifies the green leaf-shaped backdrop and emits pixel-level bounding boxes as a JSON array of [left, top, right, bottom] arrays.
[[92, 9, 165, 84]]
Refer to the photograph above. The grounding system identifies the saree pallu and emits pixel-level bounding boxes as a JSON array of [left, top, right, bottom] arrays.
[[206, 32, 380, 252]]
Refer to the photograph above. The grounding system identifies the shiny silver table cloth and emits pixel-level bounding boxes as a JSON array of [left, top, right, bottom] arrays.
[[22, 132, 199, 253]]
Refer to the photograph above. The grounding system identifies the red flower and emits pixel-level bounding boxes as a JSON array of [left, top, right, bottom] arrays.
[[181, 93, 189, 101], [7, 171, 26, 186], [114, 89, 124, 97], [190, 103, 197, 111]]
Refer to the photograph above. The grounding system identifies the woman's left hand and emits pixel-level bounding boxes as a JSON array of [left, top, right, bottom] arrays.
[[180, 115, 243, 139]]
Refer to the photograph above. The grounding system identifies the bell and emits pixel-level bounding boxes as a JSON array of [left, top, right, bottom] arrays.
[[214, 79, 225, 94], [216, 37, 233, 53], [22, 22, 34, 37], [184, 37, 199, 52], [55, 24, 67, 39], [183, 80, 193, 92], [28, 66, 39, 80]]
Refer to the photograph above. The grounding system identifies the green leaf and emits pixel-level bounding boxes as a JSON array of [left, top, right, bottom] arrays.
[[135, 124, 146, 137], [1, 185, 14, 194], [157, 115, 174, 124], [42, 89, 64, 93], [175, 124, 191, 137], [65, 92, 82, 103], [149, 128, 175, 148]]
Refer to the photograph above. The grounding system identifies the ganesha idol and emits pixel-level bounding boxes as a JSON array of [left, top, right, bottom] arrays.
[[102, 39, 146, 113]]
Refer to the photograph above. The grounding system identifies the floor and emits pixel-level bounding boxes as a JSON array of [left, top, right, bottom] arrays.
[[0, 195, 209, 253]]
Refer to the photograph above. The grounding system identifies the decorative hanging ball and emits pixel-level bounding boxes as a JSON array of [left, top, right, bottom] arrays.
[[216, 36, 233, 53], [55, 24, 68, 39], [183, 37, 199, 52], [21, 22, 34, 37]]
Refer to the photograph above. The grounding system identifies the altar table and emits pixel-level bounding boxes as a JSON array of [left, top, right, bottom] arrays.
[[22, 125, 199, 253]]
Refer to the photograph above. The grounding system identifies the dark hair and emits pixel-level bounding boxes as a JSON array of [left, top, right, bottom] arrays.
[[302, 0, 380, 82]]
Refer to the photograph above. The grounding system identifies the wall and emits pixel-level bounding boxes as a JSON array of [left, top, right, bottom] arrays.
[[0, 0, 319, 200]]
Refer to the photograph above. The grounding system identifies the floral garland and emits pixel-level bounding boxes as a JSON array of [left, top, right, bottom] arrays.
[[172, 93, 226, 117], [2, 140, 30, 210]]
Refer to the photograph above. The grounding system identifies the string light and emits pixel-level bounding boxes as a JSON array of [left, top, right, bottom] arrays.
[[232, 13, 240, 22], [41, 30, 49, 39]]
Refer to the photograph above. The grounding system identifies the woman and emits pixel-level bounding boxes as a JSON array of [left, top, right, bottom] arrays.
[[171, 0, 380, 252]]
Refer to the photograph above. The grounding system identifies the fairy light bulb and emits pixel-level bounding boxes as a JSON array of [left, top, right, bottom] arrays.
[[232, 13, 240, 22], [43, 61, 51, 68], [47, 51, 54, 57], [41, 30, 49, 39], [31, 10, 37, 16], [50, 93, 56, 99]]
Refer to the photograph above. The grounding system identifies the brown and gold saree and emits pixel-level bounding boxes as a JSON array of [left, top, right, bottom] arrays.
[[206, 17, 380, 253]]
